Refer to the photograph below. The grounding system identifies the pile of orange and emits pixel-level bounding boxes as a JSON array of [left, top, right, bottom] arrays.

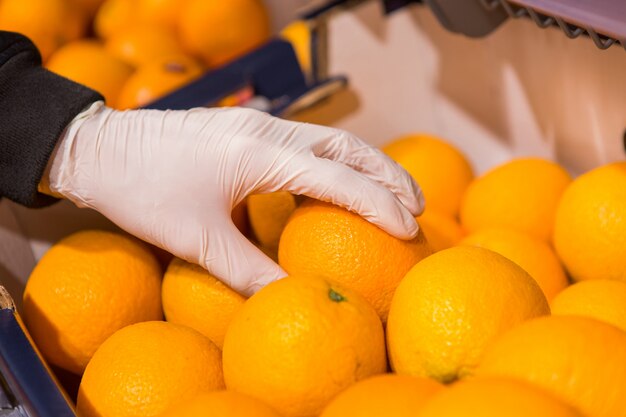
[[15, 126, 626, 415], [0, 0, 271, 109]]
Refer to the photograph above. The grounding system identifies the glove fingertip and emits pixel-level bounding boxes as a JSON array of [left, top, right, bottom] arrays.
[[413, 190, 426, 216], [240, 263, 288, 297], [403, 216, 420, 239]]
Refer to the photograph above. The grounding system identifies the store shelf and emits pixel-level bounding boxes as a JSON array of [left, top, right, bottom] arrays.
[[319, 0, 626, 52], [481, 0, 626, 50]]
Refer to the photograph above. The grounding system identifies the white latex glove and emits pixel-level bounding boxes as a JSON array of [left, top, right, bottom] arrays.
[[44, 101, 424, 296]]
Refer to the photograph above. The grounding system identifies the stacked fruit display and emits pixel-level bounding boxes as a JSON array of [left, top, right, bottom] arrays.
[[0, 0, 272, 109], [18, 131, 626, 417]]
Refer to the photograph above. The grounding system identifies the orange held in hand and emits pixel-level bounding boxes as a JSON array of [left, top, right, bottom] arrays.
[[279, 200, 432, 321]]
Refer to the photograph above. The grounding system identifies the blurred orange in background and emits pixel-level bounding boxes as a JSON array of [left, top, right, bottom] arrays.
[[0, 0, 270, 109], [64, 6, 90, 43], [94, 0, 135, 40], [0, 0, 74, 61], [116, 54, 203, 110], [383, 134, 474, 219], [46, 40, 133, 108], [136, 0, 182, 35], [3, 0, 277, 108], [105, 25, 184, 67], [178, 0, 271, 68]]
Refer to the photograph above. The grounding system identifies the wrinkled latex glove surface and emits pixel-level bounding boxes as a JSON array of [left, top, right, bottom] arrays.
[[45, 102, 424, 296]]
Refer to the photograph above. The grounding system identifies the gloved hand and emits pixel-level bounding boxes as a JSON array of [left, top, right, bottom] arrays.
[[42, 102, 424, 295]]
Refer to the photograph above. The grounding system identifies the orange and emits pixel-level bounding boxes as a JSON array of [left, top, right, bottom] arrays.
[[160, 391, 283, 417], [477, 316, 626, 417], [223, 275, 386, 417], [553, 162, 626, 282], [0, 0, 72, 62], [178, 0, 271, 67], [320, 374, 443, 417], [162, 258, 246, 349], [94, 0, 136, 40], [116, 54, 203, 109], [387, 246, 549, 382], [417, 208, 464, 251], [22, 230, 162, 374], [248, 192, 297, 250], [67, 0, 106, 19], [278, 200, 432, 321], [136, 0, 184, 35], [459, 228, 568, 300], [418, 377, 584, 417], [382, 134, 473, 218], [77, 321, 224, 417], [105, 25, 184, 68], [460, 158, 571, 242], [46, 40, 133, 108], [551, 279, 626, 332]]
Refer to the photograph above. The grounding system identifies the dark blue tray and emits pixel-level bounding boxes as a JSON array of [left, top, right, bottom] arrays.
[[0, 304, 75, 417], [143, 39, 347, 117]]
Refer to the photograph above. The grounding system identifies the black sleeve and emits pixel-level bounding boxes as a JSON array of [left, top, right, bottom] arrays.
[[0, 31, 103, 208]]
